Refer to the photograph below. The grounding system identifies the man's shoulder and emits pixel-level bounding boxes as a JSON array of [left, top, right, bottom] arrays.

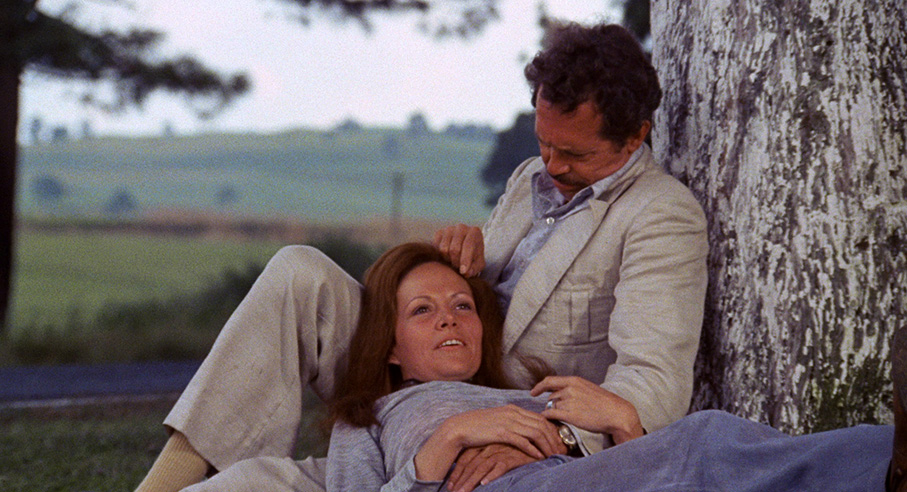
[[605, 161, 706, 229], [510, 156, 544, 182], [495, 156, 543, 201], [622, 159, 700, 205]]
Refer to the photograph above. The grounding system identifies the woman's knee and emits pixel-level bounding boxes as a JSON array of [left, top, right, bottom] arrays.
[[271, 245, 331, 269], [269, 245, 350, 282], [263, 245, 362, 308]]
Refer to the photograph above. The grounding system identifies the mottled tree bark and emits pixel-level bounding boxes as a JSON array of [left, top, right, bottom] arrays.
[[651, 0, 907, 433]]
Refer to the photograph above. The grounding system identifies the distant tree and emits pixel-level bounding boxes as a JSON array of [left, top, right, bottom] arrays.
[[31, 174, 66, 202], [29, 116, 42, 144], [616, 0, 650, 43], [480, 111, 537, 206], [382, 135, 403, 159], [0, 1, 250, 331], [162, 121, 176, 138], [80, 120, 93, 139], [406, 112, 431, 137], [215, 184, 241, 208], [50, 125, 69, 143], [103, 189, 138, 216], [334, 117, 363, 133], [442, 123, 495, 140]]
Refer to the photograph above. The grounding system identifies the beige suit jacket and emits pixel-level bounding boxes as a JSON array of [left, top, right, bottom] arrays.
[[482, 144, 708, 450]]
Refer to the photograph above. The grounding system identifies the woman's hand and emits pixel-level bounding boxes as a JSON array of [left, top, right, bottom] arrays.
[[531, 375, 645, 445], [447, 444, 541, 492], [413, 405, 562, 482]]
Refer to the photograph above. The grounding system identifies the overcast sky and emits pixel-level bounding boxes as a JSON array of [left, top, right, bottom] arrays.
[[20, 0, 617, 140]]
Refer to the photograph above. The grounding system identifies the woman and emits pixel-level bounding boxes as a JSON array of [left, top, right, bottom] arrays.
[[326, 242, 568, 491], [172, 242, 896, 491], [326, 242, 895, 492]]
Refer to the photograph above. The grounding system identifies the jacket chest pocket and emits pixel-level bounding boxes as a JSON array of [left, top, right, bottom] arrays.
[[544, 288, 614, 348]]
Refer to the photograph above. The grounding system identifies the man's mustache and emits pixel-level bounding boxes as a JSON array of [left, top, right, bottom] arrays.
[[550, 173, 585, 188]]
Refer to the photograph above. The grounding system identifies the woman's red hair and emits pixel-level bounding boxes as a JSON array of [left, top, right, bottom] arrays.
[[328, 242, 512, 427]]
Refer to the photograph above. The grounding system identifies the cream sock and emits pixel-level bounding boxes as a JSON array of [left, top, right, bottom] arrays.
[[135, 431, 211, 492]]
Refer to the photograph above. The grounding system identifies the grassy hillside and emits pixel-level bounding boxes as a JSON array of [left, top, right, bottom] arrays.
[[18, 127, 495, 224], [9, 126, 497, 363], [10, 230, 285, 332], [5, 229, 390, 364]]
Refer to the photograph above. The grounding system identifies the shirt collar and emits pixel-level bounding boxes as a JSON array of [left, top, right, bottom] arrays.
[[531, 145, 645, 219]]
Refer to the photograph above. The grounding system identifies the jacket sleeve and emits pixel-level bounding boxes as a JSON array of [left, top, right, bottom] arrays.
[[601, 179, 708, 434], [570, 179, 707, 454]]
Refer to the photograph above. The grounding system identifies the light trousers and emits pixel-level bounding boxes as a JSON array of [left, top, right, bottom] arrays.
[[166, 246, 361, 491]]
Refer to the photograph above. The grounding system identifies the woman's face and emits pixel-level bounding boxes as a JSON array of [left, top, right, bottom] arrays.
[[389, 261, 483, 382]]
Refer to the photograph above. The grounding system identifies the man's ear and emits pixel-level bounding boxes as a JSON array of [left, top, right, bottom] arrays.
[[625, 120, 652, 153]]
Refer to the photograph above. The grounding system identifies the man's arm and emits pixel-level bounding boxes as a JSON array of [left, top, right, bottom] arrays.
[[433, 224, 485, 277], [538, 182, 706, 454], [532, 375, 645, 445], [600, 181, 708, 436]]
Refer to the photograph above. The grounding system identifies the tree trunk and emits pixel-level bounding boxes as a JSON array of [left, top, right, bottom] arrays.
[[0, 7, 21, 333], [651, 0, 907, 433]]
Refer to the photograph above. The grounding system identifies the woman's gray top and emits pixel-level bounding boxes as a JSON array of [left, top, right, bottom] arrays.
[[326, 381, 547, 492]]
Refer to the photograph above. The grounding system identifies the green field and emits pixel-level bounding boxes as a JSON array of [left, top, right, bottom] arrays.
[[18, 127, 495, 224], [10, 126, 495, 363], [4, 228, 385, 365], [10, 229, 284, 334]]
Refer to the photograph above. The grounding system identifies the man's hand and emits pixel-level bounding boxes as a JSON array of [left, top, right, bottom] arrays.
[[448, 444, 550, 492], [531, 376, 645, 445], [433, 224, 485, 277]]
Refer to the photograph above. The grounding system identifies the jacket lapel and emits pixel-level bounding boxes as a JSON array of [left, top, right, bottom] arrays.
[[499, 145, 656, 353], [502, 199, 610, 352], [481, 166, 537, 284]]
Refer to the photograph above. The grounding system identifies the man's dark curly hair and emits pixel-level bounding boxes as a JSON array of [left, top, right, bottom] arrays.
[[525, 22, 662, 146]]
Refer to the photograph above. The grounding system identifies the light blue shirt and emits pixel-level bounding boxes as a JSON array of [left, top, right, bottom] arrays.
[[493, 148, 643, 313]]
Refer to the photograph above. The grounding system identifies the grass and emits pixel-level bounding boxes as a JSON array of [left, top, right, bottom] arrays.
[[5, 228, 385, 366], [1, 399, 172, 491], [10, 229, 285, 333], [0, 391, 330, 491], [3, 227, 358, 490]]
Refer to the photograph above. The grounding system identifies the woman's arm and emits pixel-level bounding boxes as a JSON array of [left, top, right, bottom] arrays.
[[413, 404, 564, 481], [326, 422, 389, 492]]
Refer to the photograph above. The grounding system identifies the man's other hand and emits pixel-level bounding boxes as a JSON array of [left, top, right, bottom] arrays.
[[433, 224, 485, 277]]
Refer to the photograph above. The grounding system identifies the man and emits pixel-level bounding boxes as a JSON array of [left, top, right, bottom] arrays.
[[136, 22, 708, 492], [436, 23, 707, 487]]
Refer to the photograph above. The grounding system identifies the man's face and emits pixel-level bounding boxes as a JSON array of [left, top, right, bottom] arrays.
[[534, 94, 647, 201]]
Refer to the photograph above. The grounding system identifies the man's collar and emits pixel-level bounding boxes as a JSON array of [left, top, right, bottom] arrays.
[[532, 143, 646, 214]]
